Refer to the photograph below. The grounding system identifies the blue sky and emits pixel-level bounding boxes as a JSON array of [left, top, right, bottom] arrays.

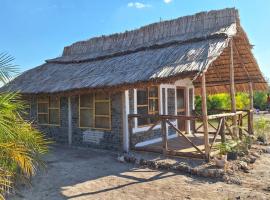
[[1, 0, 270, 78]]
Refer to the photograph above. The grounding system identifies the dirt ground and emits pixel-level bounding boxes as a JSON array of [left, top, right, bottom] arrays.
[[11, 145, 270, 200]]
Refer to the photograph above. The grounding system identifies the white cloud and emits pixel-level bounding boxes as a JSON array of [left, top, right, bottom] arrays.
[[127, 2, 152, 9], [164, 0, 173, 3]]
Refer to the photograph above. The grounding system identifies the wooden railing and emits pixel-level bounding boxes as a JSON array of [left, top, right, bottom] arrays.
[[128, 114, 205, 159], [128, 109, 253, 160], [193, 109, 253, 135]]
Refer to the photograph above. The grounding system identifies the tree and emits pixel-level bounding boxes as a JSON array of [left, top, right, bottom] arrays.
[[0, 53, 49, 199], [254, 91, 267, 110]]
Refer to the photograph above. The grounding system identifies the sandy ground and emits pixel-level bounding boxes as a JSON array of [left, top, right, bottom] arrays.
[[10, 145, 270, 200]]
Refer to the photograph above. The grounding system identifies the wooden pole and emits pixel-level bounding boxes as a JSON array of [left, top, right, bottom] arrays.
[[123, 90, 130, 152], [128, 117, 133, 149], [248, 82, 254, 134], [239, 114, 243, 140], [161, 119, 168, 155], [220, 117, 226, 143], [229, 39, 238, 138], [201, 72, 210, 160]]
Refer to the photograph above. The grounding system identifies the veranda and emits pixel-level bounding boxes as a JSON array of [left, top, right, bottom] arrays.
[[128, 40, 255, 161]]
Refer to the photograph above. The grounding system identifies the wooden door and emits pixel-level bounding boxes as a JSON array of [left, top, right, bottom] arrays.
[[176, 87, 186, 131]]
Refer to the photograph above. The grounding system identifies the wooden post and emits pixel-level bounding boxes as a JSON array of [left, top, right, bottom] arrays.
[[122, 90, 130, 152], [229, 39, 237, 138], [161, 119, 168, 155], [191, 110, 196, 133], [201, 72, 210, 160], [239, 114, 243, 140], [220, 117, 226, 143], [128, 117, 133, 149], [248, 82, 254, 134]]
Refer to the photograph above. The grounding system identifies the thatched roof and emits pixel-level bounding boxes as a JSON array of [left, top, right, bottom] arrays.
[[1, 8, 267, 95]]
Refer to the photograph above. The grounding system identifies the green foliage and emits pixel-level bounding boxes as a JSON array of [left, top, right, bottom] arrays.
[[217, 140, 239, 155], [0, 53, 49, 199], [254, 117, 270, 143], [237, 135, 253, 154], [254, 91, 267, 110], [195, 93, 250, 112], [235, 93, 250, 110]]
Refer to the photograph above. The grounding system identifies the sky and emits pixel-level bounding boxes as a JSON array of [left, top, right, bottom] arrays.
[[1, 0, 270, 79]]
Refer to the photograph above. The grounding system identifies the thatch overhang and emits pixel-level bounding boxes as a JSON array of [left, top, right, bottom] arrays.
[[193, 25, 268, 94], [1, 8, 267, 96]]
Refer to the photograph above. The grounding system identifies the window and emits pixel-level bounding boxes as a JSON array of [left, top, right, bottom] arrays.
[[37, 96, 60, 125], [137, 86, 159, 126], [79, 93, 111, 130]]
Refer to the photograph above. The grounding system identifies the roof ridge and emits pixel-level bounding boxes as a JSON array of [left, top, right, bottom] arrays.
[[47, 32, 229, 64], [59, 8, 238, 60]]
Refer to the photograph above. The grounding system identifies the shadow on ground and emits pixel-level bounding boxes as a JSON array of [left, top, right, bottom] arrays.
[[11, 144, 217, 200], [11, 144, 270, 200]]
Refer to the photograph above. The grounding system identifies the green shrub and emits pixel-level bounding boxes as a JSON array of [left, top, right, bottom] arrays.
[[254, 92, 267, 110], [216, 140, 239, 155], [254, 117, 270, 143], [195, 93, 250, 112]]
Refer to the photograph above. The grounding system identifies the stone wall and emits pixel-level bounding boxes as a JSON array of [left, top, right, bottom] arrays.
[[27, 92, 123, 151]]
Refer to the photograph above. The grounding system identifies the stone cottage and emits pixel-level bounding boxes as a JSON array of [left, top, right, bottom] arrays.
[[1, 8, 267, 156]]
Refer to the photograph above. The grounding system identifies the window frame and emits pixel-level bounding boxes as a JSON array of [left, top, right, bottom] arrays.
[[37, 96, 60, 126], [79, 93, 111, 130], [136, 86, 160, 127]]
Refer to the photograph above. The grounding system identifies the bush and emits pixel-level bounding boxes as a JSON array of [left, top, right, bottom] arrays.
[[254, 117, 270, 143], [254, 92, 267, 110], [195, 93, 250, 112], [216, 140, 239, 155]]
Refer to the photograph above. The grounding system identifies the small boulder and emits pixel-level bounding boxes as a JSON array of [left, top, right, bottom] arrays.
[[250, 152, 260, 158], [117, 155, 125, 163], [265, 146, 270, 153], [239, 161, 249, 172], [248, 156, 256, 164]]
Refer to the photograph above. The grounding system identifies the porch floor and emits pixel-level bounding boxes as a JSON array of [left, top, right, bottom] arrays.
[[139, 133, 221, 155]]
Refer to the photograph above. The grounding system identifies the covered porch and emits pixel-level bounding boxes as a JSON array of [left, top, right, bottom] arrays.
[[127, 35, 267, 160], [128, 109, 253, 160]]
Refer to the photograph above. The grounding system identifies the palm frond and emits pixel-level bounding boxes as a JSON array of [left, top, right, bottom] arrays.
[[0, 53, 18, 84], [0, 53, 49, 199]]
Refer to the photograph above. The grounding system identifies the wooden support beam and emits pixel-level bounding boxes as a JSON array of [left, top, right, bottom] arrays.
[[208, 121, 218, 131], [166, 120, 204, 155], [128, 118, 133, 149], [225, 120, 234, 137], [195, 123, 204, 132], [229, 39, 238, 138], [233, 42, 251, 80], [248, 82, 254, 134], [128, 114, 201, 120], [220, 117, 226, 143], [239, 114, 243, 140], [210, 118, 224, 152], [193, 78, 264, 87], [201, 72, 210, 160], [161, 119, 168, 155], [208, 111, 244, 120], [145, 120, 161, 134]]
